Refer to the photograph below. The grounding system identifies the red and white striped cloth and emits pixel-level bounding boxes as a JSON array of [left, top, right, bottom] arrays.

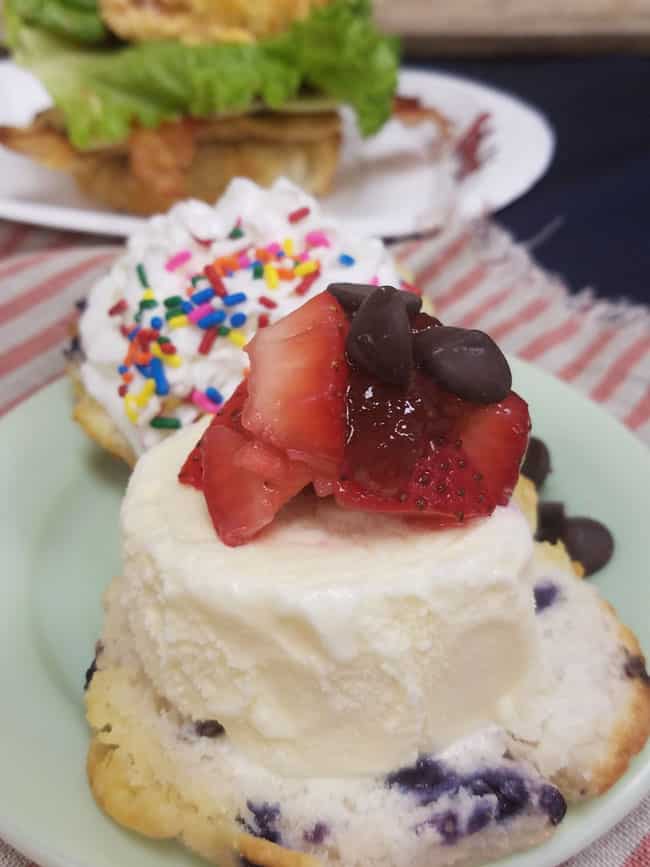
[[0, 217, 648, 867]]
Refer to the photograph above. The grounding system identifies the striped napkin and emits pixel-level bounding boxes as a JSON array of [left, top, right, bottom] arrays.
[[0, 216, 648, 866]]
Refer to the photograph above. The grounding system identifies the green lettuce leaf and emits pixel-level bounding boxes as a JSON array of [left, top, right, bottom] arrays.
[[8, 0, 108, 43], [4, 0, 399, 149]]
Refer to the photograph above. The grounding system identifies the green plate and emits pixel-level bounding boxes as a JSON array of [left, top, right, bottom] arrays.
[[1, 363, 649, 867]]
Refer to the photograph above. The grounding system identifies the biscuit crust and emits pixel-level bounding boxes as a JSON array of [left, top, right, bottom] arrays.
[[86, 668, 320, 867], [69, 366, 137, 467]]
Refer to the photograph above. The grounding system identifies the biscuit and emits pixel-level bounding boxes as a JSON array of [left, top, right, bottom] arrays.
[[86, 666, 561, 867], [0, 110, 342, 216]]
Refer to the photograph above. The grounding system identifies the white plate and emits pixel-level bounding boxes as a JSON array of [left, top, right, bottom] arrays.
[[1, 366, 649, 867], [0, 63, 554, 238]]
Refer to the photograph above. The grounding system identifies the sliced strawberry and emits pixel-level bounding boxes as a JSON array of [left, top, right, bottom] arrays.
[[459, 391, 531, 506], [178, 438, 204, 489], [313, 477, 337, 498], [214, 379, 249, 428], [180, 379, 312, 545], [201, 422, 312, 547], [335, 369, 529, 524], [242, 293, 349, 478], [234, 440, 288, 481], [178, 381, 249, 491]]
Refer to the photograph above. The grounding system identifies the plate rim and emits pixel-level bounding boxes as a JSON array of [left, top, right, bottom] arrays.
[[0, 363, 648, 867], [0, 61, 554, 239]]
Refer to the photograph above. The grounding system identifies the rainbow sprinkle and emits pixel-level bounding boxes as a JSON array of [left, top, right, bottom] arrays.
[[165, 250, 191, 271], [151, 416, 181, 429], [264, 265, 279, 289], [136, 264, 148, 287], [110, 203, 375, 432], [288, 206, 310, 224]]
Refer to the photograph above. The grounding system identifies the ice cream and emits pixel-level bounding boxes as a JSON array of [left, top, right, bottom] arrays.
[[103, 419, 542, 778], [77, 178, 401, 456]]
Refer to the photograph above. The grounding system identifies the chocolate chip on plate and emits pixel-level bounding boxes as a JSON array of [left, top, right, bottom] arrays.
[[521, 437, 552, 489], [412, 326, 511, 404], [346, 286, 414, 386], [535, 501, 566, 544], [562, 517, 614, 576], [328, 282, 422, 316]]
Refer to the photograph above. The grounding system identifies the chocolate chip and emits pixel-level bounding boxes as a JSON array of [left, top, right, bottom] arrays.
[[563, 517, 614, 576], [328, 282, 422, 316], [195, 719, 225, 738], [535, 501, 566, 544], [327, 282, 375, 312], [412, 326, 511, 404], [346, 286, 414, 387], [624, 654, 650, 685], [398, 289, 423, 316], [521, 437, 552, 489]]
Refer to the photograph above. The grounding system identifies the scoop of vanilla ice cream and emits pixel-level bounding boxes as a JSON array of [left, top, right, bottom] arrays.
[[79, 177, 400, 456], [101, 420, 544, 778]]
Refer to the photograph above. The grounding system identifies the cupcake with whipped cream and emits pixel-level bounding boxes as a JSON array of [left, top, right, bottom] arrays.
[[72, 177, 404, 465]]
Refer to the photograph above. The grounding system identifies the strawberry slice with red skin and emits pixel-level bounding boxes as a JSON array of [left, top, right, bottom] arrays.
[[242, 293, 349, 478], [179, 295, 528, 542], [201, 421, 313, 547], [178, 380, 249, 491], [335, 369, 529, 524], [459, 393, 531, 506], [184, 380, 312, 546], [178, 438, 204, 489]]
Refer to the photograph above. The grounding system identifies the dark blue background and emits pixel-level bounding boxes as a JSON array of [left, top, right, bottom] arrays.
[[416, 56, 650, 304]]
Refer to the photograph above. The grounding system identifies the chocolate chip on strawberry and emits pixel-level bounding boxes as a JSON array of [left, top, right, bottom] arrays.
[[328, 282, 422, 316], [563, 517, 614, 576], [535, 501, 566, 544], [327, 282, 374, 312], [413, 326, 511, 404], [521, 436, 551, 489], [346, 286, 414, 387]]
